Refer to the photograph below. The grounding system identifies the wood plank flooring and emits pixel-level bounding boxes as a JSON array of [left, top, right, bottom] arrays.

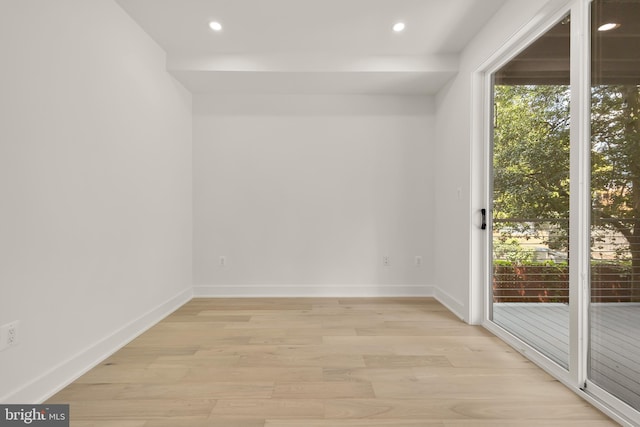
[[46, 298, 616, 426]]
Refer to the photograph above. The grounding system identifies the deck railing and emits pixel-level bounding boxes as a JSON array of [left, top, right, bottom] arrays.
[[492, 218, 640, 303]]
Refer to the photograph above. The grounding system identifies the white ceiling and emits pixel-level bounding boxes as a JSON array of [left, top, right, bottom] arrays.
[[114, 0, 507, 95]]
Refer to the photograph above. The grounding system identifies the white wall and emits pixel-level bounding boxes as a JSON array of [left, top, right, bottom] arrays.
[[434, 0, 567, 321], [194, 94, 434, 296], [0, 0, 192, 402]]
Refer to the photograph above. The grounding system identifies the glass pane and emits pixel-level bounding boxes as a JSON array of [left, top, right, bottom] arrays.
[[491, 15, 571, 369], [590, 0, 640, 410]]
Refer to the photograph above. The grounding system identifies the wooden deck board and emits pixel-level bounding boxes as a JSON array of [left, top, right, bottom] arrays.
[[493, 303, 569, 368], [494, 303, 640, 411]]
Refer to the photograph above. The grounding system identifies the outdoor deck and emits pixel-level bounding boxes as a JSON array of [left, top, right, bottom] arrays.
[[493, 303, 640, 410]]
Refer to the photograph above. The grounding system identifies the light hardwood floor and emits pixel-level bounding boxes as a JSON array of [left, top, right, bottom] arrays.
[[47, 298, 617, 426]]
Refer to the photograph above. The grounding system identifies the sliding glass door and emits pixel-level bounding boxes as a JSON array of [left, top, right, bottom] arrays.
[[486, 0, 640, 420], [490, 15, 571, 369], [589, 0, 640, 411]]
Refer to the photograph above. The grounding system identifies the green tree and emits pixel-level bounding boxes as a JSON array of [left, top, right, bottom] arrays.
[[591, 84, 640, 298], [494, 83, 640, 297], [493, 85, 571, 252]]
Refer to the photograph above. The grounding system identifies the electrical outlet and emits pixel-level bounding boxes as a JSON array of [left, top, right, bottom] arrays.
[[415, 256, 423, 266], [0, 321, 19, 351], [383, 256, 391, 266], [7, 322, 17, 346], [219, 256, 227, 267]]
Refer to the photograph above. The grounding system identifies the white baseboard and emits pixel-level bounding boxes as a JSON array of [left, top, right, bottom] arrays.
[[193, 284, 435, 298], [3, 287, 193, 404], [433, 287, 466, 322]]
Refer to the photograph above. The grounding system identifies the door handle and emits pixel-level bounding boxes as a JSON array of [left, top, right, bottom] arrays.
[[481, 209, 487, 230]]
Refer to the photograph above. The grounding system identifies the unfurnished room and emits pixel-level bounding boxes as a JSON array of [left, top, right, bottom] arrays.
[[1, 0, 639, 425]]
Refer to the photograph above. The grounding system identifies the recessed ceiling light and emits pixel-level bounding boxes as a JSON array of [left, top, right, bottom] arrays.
[[209, 21, 223, 32], [598, 22, 620, 32], [393, 22, 406, 32]]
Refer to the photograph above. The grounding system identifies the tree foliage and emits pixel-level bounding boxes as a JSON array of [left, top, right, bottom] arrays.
[[493, 83, 640, 296], [493, 85, 571, 251], [494, 84, 640, 231], [591, 85, 640, 234], [493, 85, 571, 223]]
